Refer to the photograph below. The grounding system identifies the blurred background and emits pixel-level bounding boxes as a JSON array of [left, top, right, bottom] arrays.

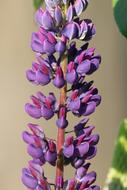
[[0, 0, 127, 189]]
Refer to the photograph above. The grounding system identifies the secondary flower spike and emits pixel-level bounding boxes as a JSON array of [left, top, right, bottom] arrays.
[[22, 0, 102, 189]]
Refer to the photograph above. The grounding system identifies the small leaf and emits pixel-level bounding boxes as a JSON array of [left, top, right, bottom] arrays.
[[104, 119, 127, 190], [112, 0, 127, 38], [33, 0, 43, 10]]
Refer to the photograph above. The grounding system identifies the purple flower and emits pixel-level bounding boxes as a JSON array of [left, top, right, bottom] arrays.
[[35, 9, 55, 30], [45, 140, 57, 165], [22, 123, 57, 166], [22, 162, 51, 190], [67, 47, 101, 79], [66, 61, 78, 84], [63, 122, 99, 168], [74, 119, 95, 137], [56, 107, 68, 128], [25, 92, 56, 120], [63, 136, 74, 158], [62, 22, 80, 40], [61, 19, 95, 41], [54, 6, 63, 26], [67, 85, 101, 117], [63, 165, 98, 190], [77, 171, 96, 188], [53, 66, 65, 88], [31, 28, 57, 55], [66, 4, 75, 22], [26, 61, 51, 85], [55, 40, 66, 54]]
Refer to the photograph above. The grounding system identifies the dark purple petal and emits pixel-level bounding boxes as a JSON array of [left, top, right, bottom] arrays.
[[82, 125, 95, 137], [36, 70, 51, 85], [41, 106, 54, 120], [90, 95, 101, 106], [66, 4, 74, 22], [62, 22, 79, 40], [87, 56, 101, 74], [63, 145, 74, 158], [45, 151, 57, 165], [71, 157, 84, 168], [79, 20, 88, 40], [25, 103, 42, 119], [81, 171, 96, 185], [54, 6, 63, 25], [26, 70, 36, 83], [77, 142, 89, 157], [56, 118, 68, 128], [39, 10, 54, 30], [68, 99, 81, 112], [55, 41, 66, 54], [74, 118, 89, 133], [74, 0, 84, 16], [22, 131, 35, 144], [89, 134, 99, 146], [77, 60, 91, 75], [85, 20, 96, 41], [92, 185, 100, 190], [43, 39, 56, 54], [76, 163, 90, 180], [53, 67, 65, 88], [66, 70, 78, 84], [81, 101, 96, 116], [32, 158, 46, 166], [27, 144, 43, 158], [48, 92, 56, 103], [35, 8, 44, 26], [86, 146, 97, 159], [22, 168, 38, 189], [31, 33, 44, 53]]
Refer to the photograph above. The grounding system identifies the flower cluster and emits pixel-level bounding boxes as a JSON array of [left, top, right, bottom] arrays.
[[63, 118, 99, 169], [25, 92, 57, 120], [22, 123, 57, 166], [22, 0, 102, 189]]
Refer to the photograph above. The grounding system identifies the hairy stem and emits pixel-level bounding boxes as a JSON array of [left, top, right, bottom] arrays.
[[56, 55, 67, 189]]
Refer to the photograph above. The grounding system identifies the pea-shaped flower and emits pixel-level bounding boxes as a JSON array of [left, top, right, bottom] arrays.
[[22, 162, 51, 190], [26, 61, 51, 85], [25, 92, 57, 120], [53, 66, 65, 88]]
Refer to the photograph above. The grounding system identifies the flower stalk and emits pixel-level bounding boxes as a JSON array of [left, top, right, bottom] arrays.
[[56, 55, 67, 189]]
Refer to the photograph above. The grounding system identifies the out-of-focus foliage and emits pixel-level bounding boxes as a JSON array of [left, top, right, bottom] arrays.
[[104, 119, 127, 190], [112, 0, 127, 38], [33, 0, 43, 9]]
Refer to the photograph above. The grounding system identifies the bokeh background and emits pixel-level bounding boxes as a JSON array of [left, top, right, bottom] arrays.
[[0, 0, 127, 189]]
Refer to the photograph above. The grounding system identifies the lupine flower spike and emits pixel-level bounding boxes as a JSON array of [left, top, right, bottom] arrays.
[[22, 0, 102, 189]]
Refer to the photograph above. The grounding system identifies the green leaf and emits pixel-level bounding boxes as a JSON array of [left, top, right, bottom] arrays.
[[112, 0, 127, 38], [33, 0, 43, 10], [104, 119, 127, 190]]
